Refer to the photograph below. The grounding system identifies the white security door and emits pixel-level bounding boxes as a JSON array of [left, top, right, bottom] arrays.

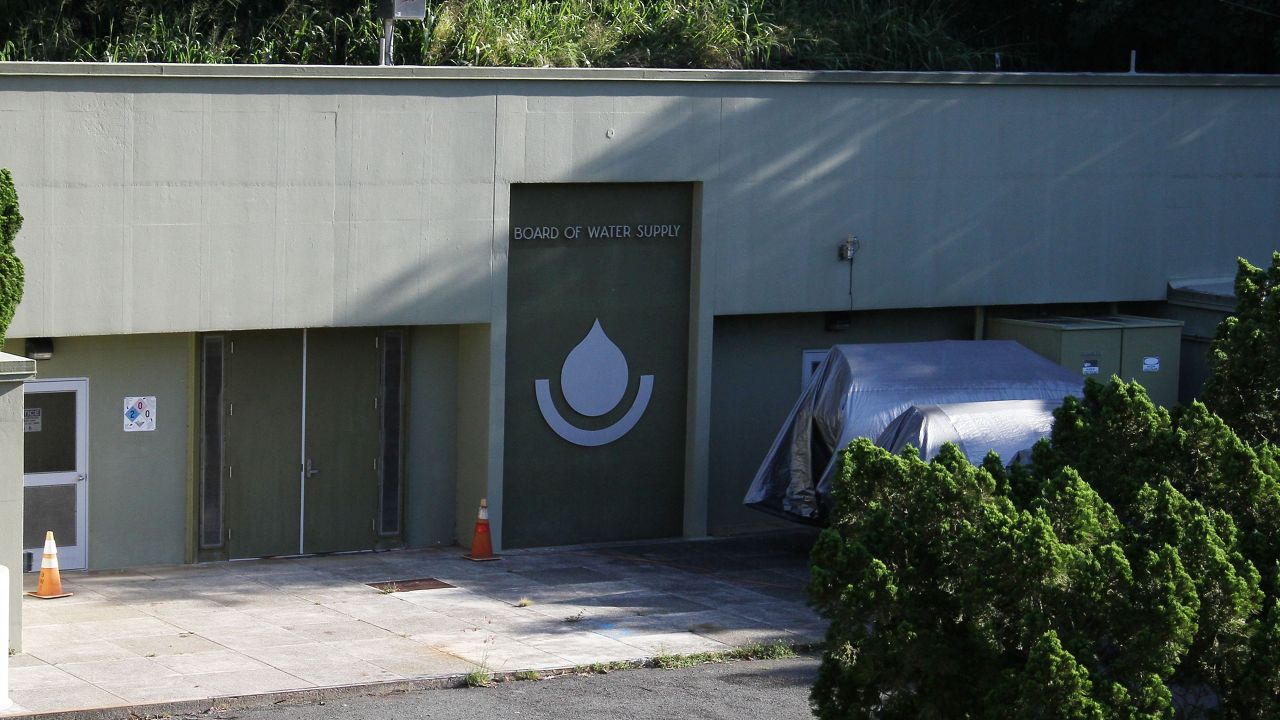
[[23, 380, 88, 570]]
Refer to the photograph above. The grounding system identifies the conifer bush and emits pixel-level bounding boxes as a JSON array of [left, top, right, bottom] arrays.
[[809, 379, 1280, 718], [1203, 253, 1280, 448], [0, 169, 23, 344]]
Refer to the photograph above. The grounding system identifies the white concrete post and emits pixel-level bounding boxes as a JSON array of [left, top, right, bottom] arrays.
[[0, 353, 36, 662], [0, 564, 10, 711]]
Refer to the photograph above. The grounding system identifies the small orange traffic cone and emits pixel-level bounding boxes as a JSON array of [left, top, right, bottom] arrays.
[[27, 531, 72, 599], [463, 499, 500, 562]]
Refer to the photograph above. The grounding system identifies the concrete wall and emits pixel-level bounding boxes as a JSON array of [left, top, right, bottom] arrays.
[[454, 324, 491, 549], [0, 353, 36, 653], [5, 335, 190, 569], [404, 325, 459, 547], [1, 66, 1277, 340], [708, 309, 976, 534], [2, 64, 1276, 559]]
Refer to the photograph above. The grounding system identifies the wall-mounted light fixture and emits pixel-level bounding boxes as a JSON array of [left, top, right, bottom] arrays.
[[825, 311, 852, 332], [838, 235, 860, 262], [836, 235, 862, 323], [25, 337, 53, 361]]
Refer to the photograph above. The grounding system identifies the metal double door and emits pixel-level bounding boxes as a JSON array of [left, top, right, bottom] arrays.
[[218, 328, 386, 558]]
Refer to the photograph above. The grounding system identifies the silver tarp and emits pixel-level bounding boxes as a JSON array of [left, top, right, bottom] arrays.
[[742, 340, 1083, 523], [875, 399, 1062, 466]]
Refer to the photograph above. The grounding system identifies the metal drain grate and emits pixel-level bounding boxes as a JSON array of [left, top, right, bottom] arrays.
[[367, 578, 455, 592]]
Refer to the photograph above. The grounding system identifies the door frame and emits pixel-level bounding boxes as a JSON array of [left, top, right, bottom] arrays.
[[23, 378, 89, 570]]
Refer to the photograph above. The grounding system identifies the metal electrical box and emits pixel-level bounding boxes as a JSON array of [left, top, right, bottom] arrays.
[[1090, 315, 1184, 408], [378, 0, 426, 20], [987, 317, 1123, 382]]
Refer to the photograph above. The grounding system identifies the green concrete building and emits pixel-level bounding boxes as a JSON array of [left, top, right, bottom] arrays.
[[0, 64, 1276, 596]]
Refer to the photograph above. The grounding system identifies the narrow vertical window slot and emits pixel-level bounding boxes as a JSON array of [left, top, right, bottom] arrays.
[[379, 331, 405, 536], [200, 336, 226, 549]]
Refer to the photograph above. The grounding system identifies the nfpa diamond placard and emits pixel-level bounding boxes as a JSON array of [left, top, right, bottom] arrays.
[[124, 396, 156, 432]]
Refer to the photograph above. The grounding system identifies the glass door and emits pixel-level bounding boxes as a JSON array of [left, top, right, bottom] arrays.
[[23, 379, 88, 570]]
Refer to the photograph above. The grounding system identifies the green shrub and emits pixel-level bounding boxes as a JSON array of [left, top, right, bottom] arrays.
[[1203, 253, 1280, 448], [0, 168, 23, 344], [809, 379, 1280, 718]]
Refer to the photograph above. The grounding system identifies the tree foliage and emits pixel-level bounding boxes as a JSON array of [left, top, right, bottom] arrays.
[[810, 380, 1280, 718], [956, 0, 1280, 73], [1202, 253, 1280, 449], [0, 169, 23, 344]]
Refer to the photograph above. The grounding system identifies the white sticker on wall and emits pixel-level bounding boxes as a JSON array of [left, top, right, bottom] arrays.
[[23, 408, 41, 432], [1142, 356, 1160, 373], [123, 396, 156, 432]]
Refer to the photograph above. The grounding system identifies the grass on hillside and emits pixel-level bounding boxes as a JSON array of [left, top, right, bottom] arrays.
[[0, 0, 993, 70]]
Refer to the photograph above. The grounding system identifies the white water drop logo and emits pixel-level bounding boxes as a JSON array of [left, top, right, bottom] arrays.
[[536, 319, 654, 446], [562, 320, 629, 417]]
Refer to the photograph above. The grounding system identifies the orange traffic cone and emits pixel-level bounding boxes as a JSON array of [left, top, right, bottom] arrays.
[[27, 531, 72, 599], [463, 499, 500, 562]]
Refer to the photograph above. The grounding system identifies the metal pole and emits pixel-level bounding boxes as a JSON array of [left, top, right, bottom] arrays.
[[382, 20, 395, 66]]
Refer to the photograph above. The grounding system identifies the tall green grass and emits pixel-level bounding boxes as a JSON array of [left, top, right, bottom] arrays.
[[415, 0, 788, 68], [0, 0, 997, 69]]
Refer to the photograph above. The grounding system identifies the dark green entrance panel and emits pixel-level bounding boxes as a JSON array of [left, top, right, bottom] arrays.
[[202, 328, 400, 560], [505, 183, 692, 547], [223, 330, 304, 559], [303, 328, 382, 554]]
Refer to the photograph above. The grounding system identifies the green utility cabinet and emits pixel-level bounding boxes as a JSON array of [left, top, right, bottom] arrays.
[[1090, 315, 1184, 409], [987, 315, 1184, 408], [987, 316, 1123, 382]]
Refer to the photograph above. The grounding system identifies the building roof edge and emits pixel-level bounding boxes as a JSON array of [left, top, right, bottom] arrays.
[[1, 62, 1279, 87]]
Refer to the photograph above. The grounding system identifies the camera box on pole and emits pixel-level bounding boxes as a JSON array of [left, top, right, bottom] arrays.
[[378, 0, 426, 20]]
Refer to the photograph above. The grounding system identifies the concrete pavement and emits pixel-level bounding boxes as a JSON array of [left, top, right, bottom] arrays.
[[2, 530, 823, 717]]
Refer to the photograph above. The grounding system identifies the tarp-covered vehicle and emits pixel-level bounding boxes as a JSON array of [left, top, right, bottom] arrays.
[[742, 340, 1083, 523], [875, 399, 1060, 466]]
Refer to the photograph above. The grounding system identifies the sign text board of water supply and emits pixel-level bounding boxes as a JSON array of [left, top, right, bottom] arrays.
[[513, 224, 683, 240]]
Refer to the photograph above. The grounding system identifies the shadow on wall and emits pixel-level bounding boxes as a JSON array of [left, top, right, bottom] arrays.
[[179, 76, 1268, 535], [9, 75, 1265, 335], [2, 77, 502, 338], [476, 80, 1275, 535]]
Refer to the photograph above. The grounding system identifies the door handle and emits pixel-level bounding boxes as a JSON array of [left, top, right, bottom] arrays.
[[77, 474, 84, 482], [306, 459, 320, 478]]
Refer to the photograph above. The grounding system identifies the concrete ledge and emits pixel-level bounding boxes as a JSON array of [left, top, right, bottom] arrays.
[[0, 62, 1277, 87], [0, 354, 35, 382]]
